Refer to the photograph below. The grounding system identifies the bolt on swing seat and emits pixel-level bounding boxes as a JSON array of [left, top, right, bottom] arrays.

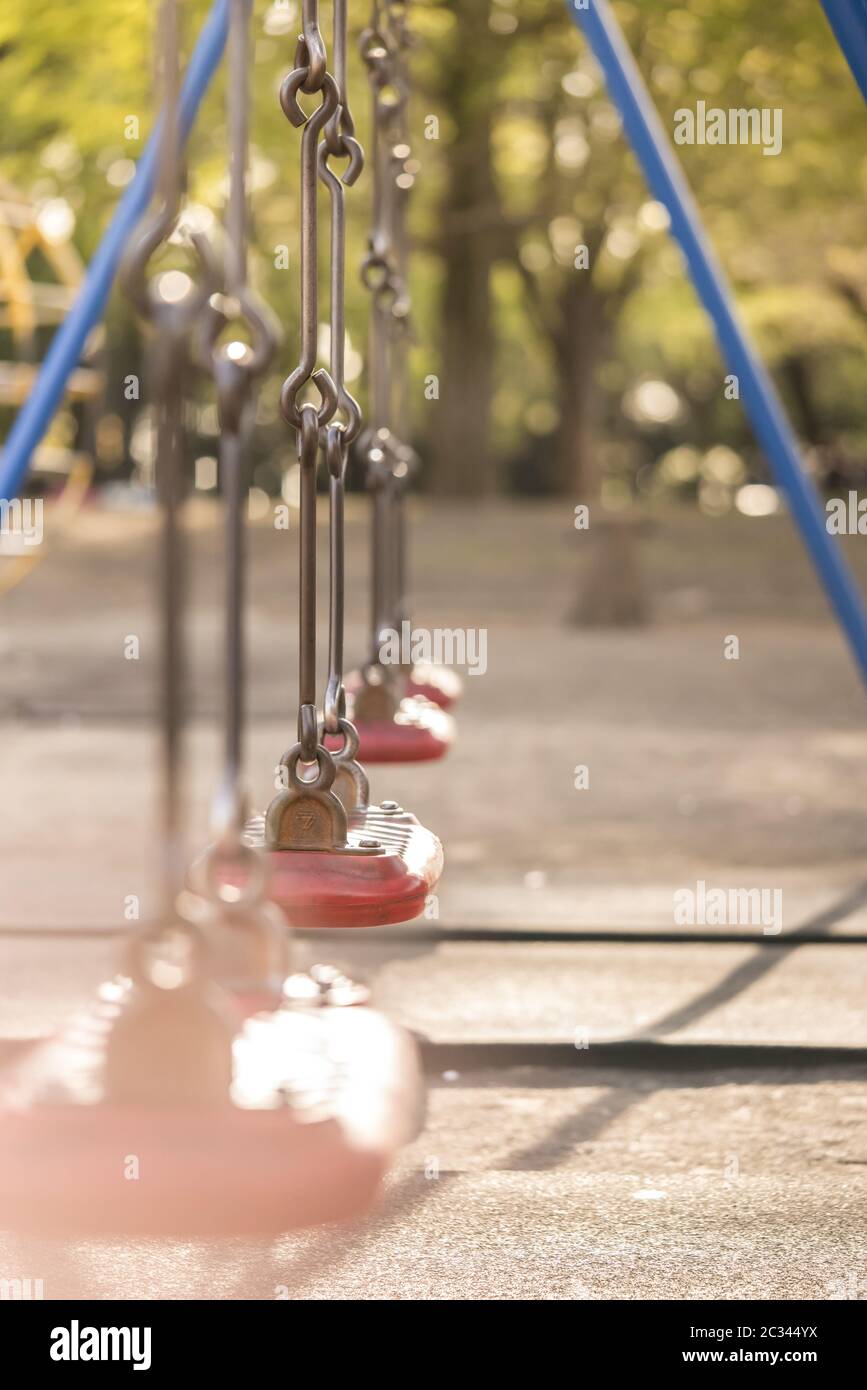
[[0, 925, 423, 1237]]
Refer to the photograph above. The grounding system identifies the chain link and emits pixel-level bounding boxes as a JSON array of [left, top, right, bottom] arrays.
[[359, 0, 418, 662], [277, 2, 367, 783], [278, 0, 336, 779], [320, 0, 365, 735], [280, 1, 340, 430]]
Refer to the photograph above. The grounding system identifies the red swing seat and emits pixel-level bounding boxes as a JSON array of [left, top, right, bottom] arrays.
[[326, 693, 455, 764], [242, 804, 443, 929], [346, 663, 462, 712], [405, 662, 463, 710], [0, 987, 422, 1237]]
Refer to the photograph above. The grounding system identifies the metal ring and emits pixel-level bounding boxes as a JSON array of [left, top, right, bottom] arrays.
[[198, 839, 268, 908], [283, 742, 336, 793], [323, 714, 358, 758]]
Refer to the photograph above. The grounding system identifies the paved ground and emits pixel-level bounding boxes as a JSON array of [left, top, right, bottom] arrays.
[[2, 1066, 864, 1300], [1, 499, 866, 1299]]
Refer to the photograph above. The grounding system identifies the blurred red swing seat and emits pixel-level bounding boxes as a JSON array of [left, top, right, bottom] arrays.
[[326, 692, 455, 763], [0, 981, 422, 1237], [405, 662, 463, 710], [346, 662, 463, 713]]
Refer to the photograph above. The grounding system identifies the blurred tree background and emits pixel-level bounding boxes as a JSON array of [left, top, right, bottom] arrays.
[[1, 0, 866, 507]]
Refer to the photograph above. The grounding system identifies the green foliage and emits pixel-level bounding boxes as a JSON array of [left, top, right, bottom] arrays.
[[1, 0, 866, 492]]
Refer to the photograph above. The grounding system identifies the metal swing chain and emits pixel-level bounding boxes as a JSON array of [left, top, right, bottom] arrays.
[[113, 0, 232, 1093], [113, 0, 249, 1071], [383, 3, 419, 636], [121, 0, 217, 919], [359, 2, 401, 420], [359, 1, 413, 667], [279, 0, 338, 778], [321, 0, 364, 741], [360, 15, 395, 669], [276, 0, 373, 830], [196, 0, 278, 902]]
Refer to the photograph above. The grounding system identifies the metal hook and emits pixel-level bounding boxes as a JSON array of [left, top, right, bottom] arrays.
[[297, 0, 329, 95], [279, 72, 340, 427], [324, 423, 349, 733], [280, 50, 338, 128], [280, 364, 339, 430]]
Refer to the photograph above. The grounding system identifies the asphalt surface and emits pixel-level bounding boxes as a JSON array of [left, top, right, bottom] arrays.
[[1, 501, 865, 1299]]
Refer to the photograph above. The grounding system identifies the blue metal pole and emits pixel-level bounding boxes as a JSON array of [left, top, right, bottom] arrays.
[[0, 0, 230, 504], [566, 0, 867, 691], [820, 0, 867, 104]]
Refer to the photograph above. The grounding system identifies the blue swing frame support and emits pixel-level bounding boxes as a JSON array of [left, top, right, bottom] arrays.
[[566, 0, 867, 692], [819, 0, 867, 103], [0, 0, 230, 506]]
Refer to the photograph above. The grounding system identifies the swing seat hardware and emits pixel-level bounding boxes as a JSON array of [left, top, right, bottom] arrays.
[[265, 784, 348, 851], [0, 985, 423, 1237], [322, 715, 370, 813], [333, 756, 370, 813], [240, 806, 443, 929], [265, 742, 354, 851], [331, 694, 455, 764]]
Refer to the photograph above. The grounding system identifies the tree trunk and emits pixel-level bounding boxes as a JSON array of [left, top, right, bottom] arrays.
[[551, 274, 607, 500], [552, 276, 649, 626], [783, 354, 824, 446]]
